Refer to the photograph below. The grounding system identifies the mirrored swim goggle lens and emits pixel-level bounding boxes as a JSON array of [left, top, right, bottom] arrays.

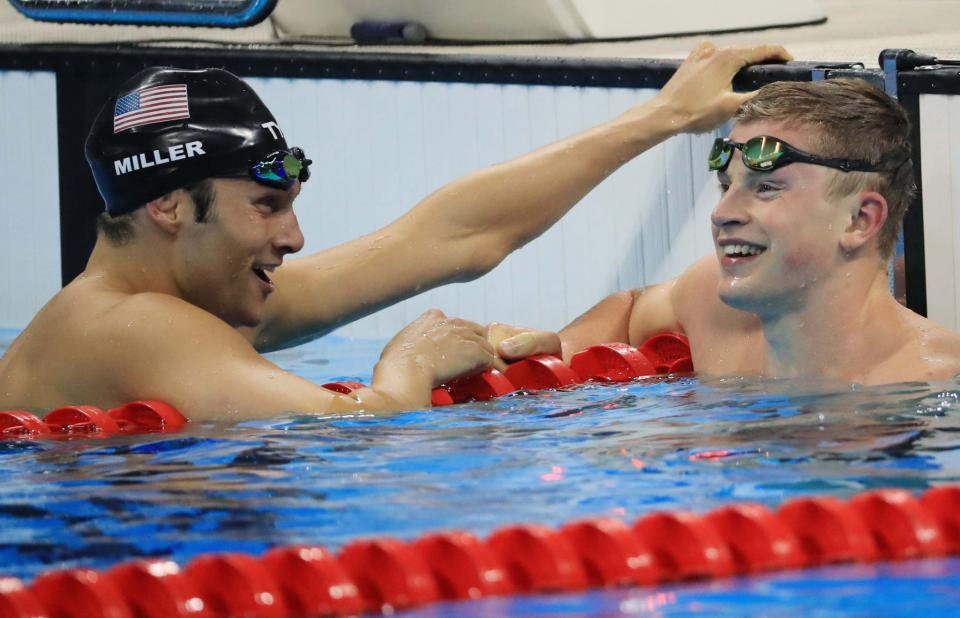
[[707, 139, 732, 171], [249, 148, 312, 189], [743, 137, 785, 169], [708, 137, 785, 172]]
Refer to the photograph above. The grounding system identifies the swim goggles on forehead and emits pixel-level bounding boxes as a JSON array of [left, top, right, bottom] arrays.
[[248, 147, 312, 189], [708, 136, 902, 174]]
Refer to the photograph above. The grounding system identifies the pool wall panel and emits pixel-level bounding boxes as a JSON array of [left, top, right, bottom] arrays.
[[248, 76, 718, 338], [0, 70, 59, 329], [919, 93, 960, 330]]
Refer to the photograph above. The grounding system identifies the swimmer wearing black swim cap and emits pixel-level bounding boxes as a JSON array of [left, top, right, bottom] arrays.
[[85, 67, 311, 215], [0, 44, 794, 419]]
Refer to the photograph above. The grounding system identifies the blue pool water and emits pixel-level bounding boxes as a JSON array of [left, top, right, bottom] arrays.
[[1, 329, 959, 615]]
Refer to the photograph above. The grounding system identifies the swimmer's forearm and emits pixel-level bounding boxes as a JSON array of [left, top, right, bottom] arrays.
[[411, 102, 683, 267]]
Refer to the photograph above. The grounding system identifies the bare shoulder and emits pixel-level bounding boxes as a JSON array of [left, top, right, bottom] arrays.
[[103, 291, 260, 365], [111, 292, 244, 338], [0, 287, 261, 412], [626, 257, 723, 335], [91, 291, 337, 419], [877, 309, 960, 382], [44, 289, 264, 401], [912, 313, 960, 378]]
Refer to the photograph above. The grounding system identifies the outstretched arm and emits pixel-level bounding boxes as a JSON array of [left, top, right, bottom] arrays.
[[249, 43, 791, 352]]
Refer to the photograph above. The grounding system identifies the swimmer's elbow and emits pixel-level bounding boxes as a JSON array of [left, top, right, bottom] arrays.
[[444, 234, 514, 282]]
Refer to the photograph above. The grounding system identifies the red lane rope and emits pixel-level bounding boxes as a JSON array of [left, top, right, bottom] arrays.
[[1, 485, 957, 617], [0, 401, 187, 440], [328, 332, 695, 407]]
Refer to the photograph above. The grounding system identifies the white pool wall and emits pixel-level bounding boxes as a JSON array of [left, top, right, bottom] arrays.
[[920, 93, 960, 331], [0, 70, 60, 329]]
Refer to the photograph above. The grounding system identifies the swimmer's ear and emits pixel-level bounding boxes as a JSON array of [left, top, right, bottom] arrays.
[[839, 190, 887, 254], [143, 191, 185, 234]]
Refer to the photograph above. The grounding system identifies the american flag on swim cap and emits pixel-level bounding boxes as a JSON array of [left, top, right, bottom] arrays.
[[113, 84, 190, 133]]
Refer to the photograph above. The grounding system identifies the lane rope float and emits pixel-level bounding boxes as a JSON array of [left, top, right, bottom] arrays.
[[0, 400, 187, 440], [326, 332, 695, 406], [1, 485, 957, 617]]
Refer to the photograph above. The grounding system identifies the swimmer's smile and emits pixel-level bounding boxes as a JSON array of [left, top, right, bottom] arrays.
[[717, 238, 767, 268], [252, 263, 278, 293]]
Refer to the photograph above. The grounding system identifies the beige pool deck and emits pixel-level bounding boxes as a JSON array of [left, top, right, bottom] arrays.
[[0, 1, 958, 67]]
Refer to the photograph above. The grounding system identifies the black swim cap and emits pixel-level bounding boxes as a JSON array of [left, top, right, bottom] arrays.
[[85, 67, 290, 215]]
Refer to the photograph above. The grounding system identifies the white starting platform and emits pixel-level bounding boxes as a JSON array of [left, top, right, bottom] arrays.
[[272, 0, 826, 42]]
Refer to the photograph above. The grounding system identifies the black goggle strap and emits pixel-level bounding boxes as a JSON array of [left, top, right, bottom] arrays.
[[709, 136, 906, 174], [778, 147, 882, 173]]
